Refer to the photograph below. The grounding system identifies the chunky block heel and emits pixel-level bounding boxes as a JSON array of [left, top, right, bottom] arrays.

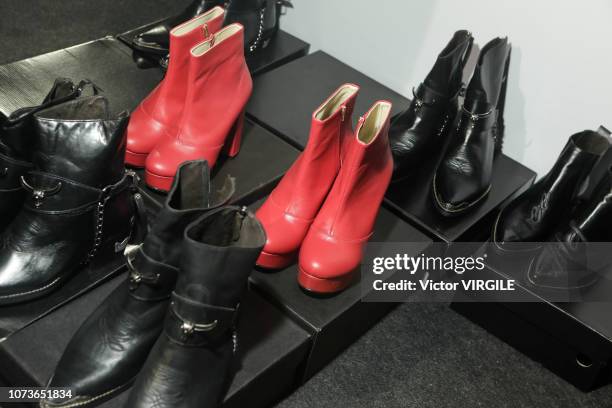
[[225, 109, 245, 158]]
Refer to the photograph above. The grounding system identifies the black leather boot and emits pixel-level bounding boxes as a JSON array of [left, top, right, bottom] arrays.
[[125, 206, 265, 408], [389, 30, 473, 178], [0, 96, 135, 305], [433, 37, 511, 216], [225, 0, 293, 53], [40, 160, 234, 408], [493, 130, 609, 248], [0, 78, 92, 232], [132, 0, 226, 56], [527, 167, 612, 290]]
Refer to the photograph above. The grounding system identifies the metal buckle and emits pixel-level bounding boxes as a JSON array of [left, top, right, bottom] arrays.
[[20, 176, 62, 208], [0, 167, 7, 178], [126, 245, 161, 291], [171, 302, 219, 336]]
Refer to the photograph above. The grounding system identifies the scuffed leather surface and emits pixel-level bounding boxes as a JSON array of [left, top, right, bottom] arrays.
[[126, 207, 265, 407], [43, 161, 232, 406]]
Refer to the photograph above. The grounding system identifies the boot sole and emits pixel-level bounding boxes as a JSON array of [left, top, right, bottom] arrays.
[[256, 250, 296, 270], [297, 267, 354, 294], [41, 377, 135, 408], [125, 149, 148, 168], [145, 169, 173, 192]]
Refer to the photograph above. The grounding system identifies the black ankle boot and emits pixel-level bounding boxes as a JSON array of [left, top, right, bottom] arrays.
[[527, 167, 612, 290], [493, 130, 609, 248], [389, 30, 473, 178], [125, 206, 265, 408], [433, 37, 511, 216], [133, 0, 226, 55], [0, 78, 92, 232], [0, 96, 135, 305], [225, 0, 292, 53], [40, 160, 234, 408]]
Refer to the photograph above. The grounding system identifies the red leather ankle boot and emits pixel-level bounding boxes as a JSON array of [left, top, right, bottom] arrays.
[[255, 84, 360, 269], [125, 6, 225, 167], [145, 23, 252, 191], [298, 100, 394, 294]]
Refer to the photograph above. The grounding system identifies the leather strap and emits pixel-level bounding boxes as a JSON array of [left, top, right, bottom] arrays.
[[127, 246, 178, 301], [21, 171, 134, 214], [0, 152, 32, 190], [165, 292, 238, 347]]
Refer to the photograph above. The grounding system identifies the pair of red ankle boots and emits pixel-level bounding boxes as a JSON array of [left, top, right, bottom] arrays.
[[256, 84, 394, 294], [126, 7, 252, 191]]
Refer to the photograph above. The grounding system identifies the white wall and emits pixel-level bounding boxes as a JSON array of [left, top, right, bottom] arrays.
[[281, 0, 612, 176]]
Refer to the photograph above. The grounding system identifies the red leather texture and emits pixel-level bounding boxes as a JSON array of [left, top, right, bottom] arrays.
[[298, 101, 394, 293], [255, 84, 360, 269], [145, 23, 252, 191], [125, 7, 225, 167]]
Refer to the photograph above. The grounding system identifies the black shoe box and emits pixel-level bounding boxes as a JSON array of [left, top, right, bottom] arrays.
[[248, 198, 432, 380], [118, 21, 310, 77], [386, 153, 537, 242], [246, 50, 411, 150], [451, 249, 612, 391], [135, 119, 300, 210], [0, 273, 312, 408]]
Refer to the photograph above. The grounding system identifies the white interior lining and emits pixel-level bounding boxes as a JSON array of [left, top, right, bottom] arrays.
[[191, 24, 242, 56], [171, 7, 224, 37], [314, 84, 359, 120], [358, 102, 391, 144]]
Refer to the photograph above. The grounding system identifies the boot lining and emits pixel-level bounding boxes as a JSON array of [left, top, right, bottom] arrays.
[[314, 85, 359, 121], [358, 102, 391, 145], [574, 131, 610, 156], [191, 24, 242, 56], [171, 7, 224, 37]]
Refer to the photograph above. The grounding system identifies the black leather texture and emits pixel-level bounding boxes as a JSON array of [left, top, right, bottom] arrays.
[[125, 206, 265, 408], [42, 160, 234, 407], [0, 96, 134, 305], [493, 131, 610, 246], [433, 37, 511, 216], [389, 30, 473, 178]]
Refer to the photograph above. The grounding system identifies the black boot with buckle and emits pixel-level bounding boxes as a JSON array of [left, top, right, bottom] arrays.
[[124, 206, 265, 408], [389, 30, 473, 179], [40, 160, 234, 408], [433, 37, 511, 216], [0, 78, 95, 232], [0, 95, 135, 305]]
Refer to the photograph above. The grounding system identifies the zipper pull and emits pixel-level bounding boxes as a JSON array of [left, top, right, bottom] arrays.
[[340, 106, 347, 122], [202, 24, 210, 39]]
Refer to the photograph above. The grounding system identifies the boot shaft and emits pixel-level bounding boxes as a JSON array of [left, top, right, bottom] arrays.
[[141, 160, 235, 263], [178, 24, 252, 145], [33, 96, 128, 187], [179, 206, 265, 308], [273, 84, 359, 216], [424, 30, 473, 97], [465, 37, 511, 115], [315, 101, 393, 238]]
